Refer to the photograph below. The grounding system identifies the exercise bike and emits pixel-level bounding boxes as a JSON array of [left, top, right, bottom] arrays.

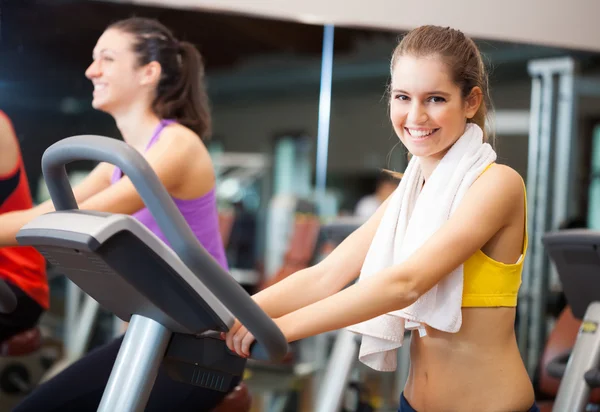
[[16, 135, 289, 412], [542, 229, 600, 411]]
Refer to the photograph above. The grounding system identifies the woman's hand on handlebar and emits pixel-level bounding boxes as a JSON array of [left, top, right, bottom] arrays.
[[222, 319, 255, 358], [222, 317, 289, 358]]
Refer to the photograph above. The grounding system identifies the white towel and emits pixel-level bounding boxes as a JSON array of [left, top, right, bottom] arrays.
[[346, 124, 497, 372]]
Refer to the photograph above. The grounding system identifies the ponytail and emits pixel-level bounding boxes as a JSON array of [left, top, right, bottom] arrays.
[[109, 17, 212, 139], [153, 41, 212, 139]]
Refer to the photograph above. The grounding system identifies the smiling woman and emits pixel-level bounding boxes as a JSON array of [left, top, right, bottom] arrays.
[[389, 26, 492, 177], [86, 18, 212, 143], [225, 25, 538, 412], [10, 17, 243, 412]]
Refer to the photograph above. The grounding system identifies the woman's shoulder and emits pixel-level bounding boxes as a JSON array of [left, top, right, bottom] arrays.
[[155, 122, 210, 159], [151, 122, 215, 192], [161, 122, 204, 145], [481, 163, 524, 190], [474, 163, 525, 209]]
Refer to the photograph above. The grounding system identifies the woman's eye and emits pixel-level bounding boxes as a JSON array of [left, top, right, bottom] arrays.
[[429, 96, 446, 103]]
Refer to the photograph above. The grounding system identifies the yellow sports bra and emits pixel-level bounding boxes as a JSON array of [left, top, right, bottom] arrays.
[[461, 165, 528, 308]]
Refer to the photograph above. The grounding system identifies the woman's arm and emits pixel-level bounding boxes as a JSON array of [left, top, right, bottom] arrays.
[[0, 161, 114, 246], [0, 114, 113, 244], [224, 197, 391, 350], [251, 196, 392, 319], [0, 129, 202, 246], [230, 165, 525, 355], [0, 114, 19, 177], [37, 162, 115, 213]]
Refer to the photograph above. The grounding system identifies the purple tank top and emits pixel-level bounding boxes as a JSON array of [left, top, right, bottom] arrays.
[[110, 119, 229, 271]]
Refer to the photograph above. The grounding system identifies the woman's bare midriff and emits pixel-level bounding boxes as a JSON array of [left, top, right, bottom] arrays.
[[402, 307, 535, 412]]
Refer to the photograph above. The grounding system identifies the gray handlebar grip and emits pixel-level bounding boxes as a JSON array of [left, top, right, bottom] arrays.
[[249, 341, 274, 361], [585, 369, 600, 388], [546, 351, 570, 379], [42, 135, 288, 362], [0, 280, 17, 314]]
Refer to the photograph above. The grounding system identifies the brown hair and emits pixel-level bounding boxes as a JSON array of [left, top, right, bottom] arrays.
[[391, 25, 493, 144], [108, 17, 212, 139]]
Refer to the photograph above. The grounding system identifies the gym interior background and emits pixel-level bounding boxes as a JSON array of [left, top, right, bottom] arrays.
[[2, 0, 600, 411]]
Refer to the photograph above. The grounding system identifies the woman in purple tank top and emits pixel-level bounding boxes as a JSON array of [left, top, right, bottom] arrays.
[[109, 119, 228, 270], [14, 18, 242, 412]]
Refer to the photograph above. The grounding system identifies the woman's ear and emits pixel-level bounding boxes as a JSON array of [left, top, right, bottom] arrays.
[[139, 61, 162, 87], [465, 86, 483, 119]]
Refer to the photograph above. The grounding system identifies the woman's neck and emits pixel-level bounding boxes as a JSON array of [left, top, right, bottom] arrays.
[[112, 105, 162, 152], [419, 156, 442, 183]]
